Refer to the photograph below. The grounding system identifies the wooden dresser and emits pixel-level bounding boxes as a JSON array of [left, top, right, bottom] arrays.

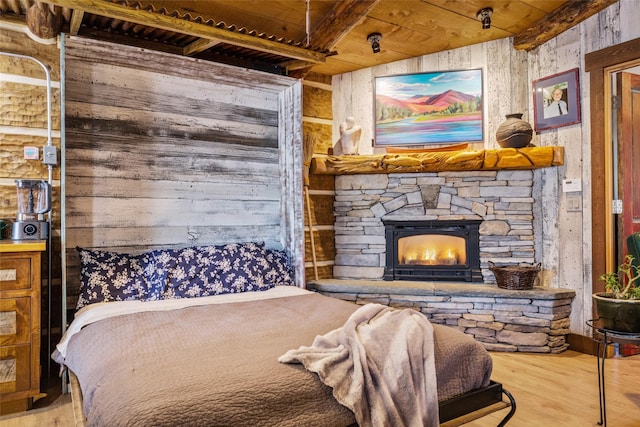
[[0, 240, 45, 414]]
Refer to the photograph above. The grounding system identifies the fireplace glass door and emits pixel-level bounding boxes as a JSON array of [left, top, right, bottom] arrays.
[[398, 234, 467, 266], [383, 219, 482, 282]]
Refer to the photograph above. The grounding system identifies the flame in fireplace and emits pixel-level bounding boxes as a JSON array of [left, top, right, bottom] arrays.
[[399, 235, 466, 266], [446, 248, 457, 263], [424, 248, 436, 261]]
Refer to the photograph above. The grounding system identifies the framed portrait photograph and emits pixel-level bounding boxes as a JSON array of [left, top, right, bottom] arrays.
[[532, 68, 581, 132], [374, 68, 484, 147]]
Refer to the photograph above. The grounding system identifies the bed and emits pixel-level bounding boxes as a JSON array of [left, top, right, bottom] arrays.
[[53, 243, 515, 426]]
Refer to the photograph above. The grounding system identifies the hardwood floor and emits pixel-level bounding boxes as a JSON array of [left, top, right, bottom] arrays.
[[0, 350, 638, 426], [0, 392, 72, 426], [468, 350, 640, 427]]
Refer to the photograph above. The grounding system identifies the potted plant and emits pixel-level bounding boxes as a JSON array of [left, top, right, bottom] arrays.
[[593, 254, 640, 333]]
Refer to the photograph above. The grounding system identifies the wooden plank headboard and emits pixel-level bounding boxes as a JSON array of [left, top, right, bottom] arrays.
[[62, 36, 303, 308]]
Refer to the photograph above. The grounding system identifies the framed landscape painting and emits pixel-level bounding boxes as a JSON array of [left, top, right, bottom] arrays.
[[374, 68, 484, 147]]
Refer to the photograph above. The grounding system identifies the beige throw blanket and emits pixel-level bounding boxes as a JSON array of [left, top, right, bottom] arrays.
[[279, 303, 439, 427]]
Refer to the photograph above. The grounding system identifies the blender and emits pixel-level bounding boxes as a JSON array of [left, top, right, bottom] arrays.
[[12, 179, 51, 240]]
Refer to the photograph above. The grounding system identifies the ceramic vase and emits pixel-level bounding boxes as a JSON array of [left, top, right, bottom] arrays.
[[495, 113, 533, 148]]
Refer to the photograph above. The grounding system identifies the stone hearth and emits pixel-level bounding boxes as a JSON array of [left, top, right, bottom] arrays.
[[308, 279, 575, 353]]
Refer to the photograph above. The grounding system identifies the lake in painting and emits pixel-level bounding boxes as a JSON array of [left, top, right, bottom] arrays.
[[376, 116, 482, 146]]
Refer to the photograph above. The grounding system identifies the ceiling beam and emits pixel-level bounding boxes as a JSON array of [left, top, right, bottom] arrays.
[[41, 0, 327, 64], [513, 0, 618, 51], [68, 9, 84, 35], [183, 38, 222, 57], [289, 0, 380, 78], [279, 59, 315, 72], [77, 27, 184, 56], [311, 0, 381, 50]]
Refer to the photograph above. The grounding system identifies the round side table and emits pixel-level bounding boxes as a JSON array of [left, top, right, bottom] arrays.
[[586, 320, 640, 427]]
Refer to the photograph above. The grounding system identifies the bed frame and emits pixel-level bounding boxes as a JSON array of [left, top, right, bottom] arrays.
[[68, 372, 515, 427], [440, 380, 516, 426]]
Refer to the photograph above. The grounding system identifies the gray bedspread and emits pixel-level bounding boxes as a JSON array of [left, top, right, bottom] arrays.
[[53, 292, 492, 427]]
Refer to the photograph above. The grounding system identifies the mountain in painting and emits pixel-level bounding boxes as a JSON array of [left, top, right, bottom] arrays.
[[376, 89, 479, 117], [422, 89, 477, 110]]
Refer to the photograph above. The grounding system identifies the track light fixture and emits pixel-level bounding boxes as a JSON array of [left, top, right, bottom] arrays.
[[367, 32, 382, 54], [476, 8, 493, 30]]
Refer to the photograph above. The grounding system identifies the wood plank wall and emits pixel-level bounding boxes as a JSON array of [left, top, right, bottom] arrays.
[[302, 73, 335, 281], [63, 36, 303, 305]]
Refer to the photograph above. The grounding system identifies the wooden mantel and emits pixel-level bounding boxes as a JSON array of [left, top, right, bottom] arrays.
[[311, 146, 564, 175]]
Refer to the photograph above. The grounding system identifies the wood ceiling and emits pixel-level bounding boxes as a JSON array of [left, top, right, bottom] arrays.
[[1, 0, 618, 77]]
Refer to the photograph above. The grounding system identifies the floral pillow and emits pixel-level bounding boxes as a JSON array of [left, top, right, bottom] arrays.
[[149, 245, 232, 299], [75, 247, 163, 310], [216, 242, 275, 292], [262, 248, 295, 287], [157, 243, 292, 298]]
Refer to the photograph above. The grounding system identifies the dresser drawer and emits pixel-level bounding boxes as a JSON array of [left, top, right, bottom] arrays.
[[0, 256, 32, 292], [0, 344, 31, 395], [0, 245, 42, 410], [0, 298, 31, 346]]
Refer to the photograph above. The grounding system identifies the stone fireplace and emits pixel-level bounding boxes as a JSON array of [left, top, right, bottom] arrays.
[[333, 170, 536, 284], [311, 151, 575, 354]]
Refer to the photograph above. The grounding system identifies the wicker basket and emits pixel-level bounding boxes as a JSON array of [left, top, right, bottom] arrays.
[[488, 261, 541, 290]]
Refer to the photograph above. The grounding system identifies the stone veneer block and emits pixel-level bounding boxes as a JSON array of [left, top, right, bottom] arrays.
[[308, 279, 575, 354], [336, 174, 388, 190], [333, 266, 385, 279]]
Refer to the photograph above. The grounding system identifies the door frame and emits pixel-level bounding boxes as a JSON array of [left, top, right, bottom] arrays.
[[586, 37, 640, 295]]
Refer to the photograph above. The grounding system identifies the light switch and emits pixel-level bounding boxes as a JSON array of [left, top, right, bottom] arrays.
[[566, 193, 582, 212]]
